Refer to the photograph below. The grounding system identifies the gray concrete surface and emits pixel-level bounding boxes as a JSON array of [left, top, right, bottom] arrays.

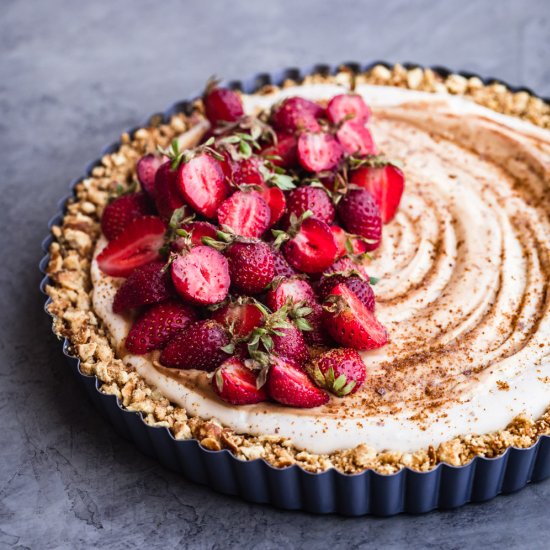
[[1, 0, 549, 548]]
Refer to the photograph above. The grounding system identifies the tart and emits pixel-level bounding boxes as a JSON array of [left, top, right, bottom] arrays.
[[44, 63, 550, 485]]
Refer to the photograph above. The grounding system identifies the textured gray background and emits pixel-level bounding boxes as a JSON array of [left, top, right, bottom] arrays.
[[1, 0, 549, 548]]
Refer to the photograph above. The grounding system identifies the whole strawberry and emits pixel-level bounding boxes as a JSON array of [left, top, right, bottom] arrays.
[[212, 358, 268, 405], [271, 323, 309, 366], [271, 247, 296, 277], [204, 85, 244, 125], [271, 97, 324, 133], [226, 241, 274, 294], [101, 192, 152, 241], [309, 348, 366, 397], [136, 154, 166, 198], [283, 186, 335, 227], [154, 161, 188, 220], [125, 299, 197, 354], [160, 320, 230, 371], [302, 302, 332, 346]]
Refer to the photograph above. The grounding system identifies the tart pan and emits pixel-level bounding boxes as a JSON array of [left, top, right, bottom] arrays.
[[39, 61, 550, 516]]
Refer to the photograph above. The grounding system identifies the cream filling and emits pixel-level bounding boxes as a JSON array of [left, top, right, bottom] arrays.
[[91, 83, 550, 454]]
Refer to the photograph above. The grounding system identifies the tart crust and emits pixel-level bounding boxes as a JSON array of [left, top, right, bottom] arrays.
[[45, 64, 550, 474]]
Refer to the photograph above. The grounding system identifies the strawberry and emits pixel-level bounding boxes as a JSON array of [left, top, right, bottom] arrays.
[[137, 154, 166, 198], [97, 216, 166, 278], [171, 245, 230, 305], [317, 274, 375, 311], [283, 186, 335, 226], [260, 133, 297, 168], [265, 277, 316, 311], [297, 132, 343, 172], [226, 241, 274, 294], [154, 161, 189, 220], [231, 157, 264, 186], [112, 260, 173, 313], [337, 189, 382, 251], [211, 299, 265, 338], [327, 94, 371, 125], [213, 357, 268, 405], [171, 221, 218, 251], [323, 283, 387, 350], [336, 120, 377, 156], [350, 164, 405, 223], [160, 320, 230, 371], [101, 192, 152, 241], [257, 184, 286, 226], [330, 225, 368, 258], [302, 302, 331, 346], [177, 153, 229, 218], [282, 217, 337, 274], [309, 348, 366, 396], [271, 247, 296, 277], [267, 356, 329, 408], [125, 299, 197, 354], [204, 86, 244, 125], [324, 256, 370, 280], [271, 323, 309, 366], [217, 190, 271, 238], [271, 97, 323, 133]]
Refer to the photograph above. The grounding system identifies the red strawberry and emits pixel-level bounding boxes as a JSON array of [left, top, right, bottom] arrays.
[[257, 184, 286, 226], [177, 153, 229, 218], [323, 283, 387, 350], [283, 186, 335, 226], [350, 164, 405, 223], [336, 120, 377, 156], [160, 320, 230, 371], [337, 189, 382, 251], [309, 348, 366, 396], [171, 221, 218, 251], [97, 216, 166, 278], [271, 247, 296, 277], [267, 356, 329, 408], [112, 260, 173, 313], [217, 190, 270, 238], [154, 161, 188, 220], [325, 256, 370, 280], [211, 299, 265, 338], [317, 274, 375, 311], [171, 245, 230, 305], [282, 217, 337, 274], [231, 157, 264, 186], [297, 132, 343, 172], [226, 241, 274, 294], [327, 94, 371, 124], [302, 302, 332, 346], [101, 192, 152, 241], [204, 86, 244, 125], [265, 277, 316, 311], [330, 225, 368, 258], [271, 97, 323, 133], [125, 300, 197, 354], [271, 323, 309, 366], [260, 133, 297, 168], [213, 357, 268, 405], [137, 154, 166, 198]]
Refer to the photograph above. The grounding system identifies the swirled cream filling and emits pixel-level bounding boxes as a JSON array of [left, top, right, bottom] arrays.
[[92, 84, 550, 454]]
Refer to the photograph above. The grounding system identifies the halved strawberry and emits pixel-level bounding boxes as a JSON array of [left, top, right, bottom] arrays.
[[125, 299, 197, 354], [97, 216, 166, 278], [231, 157, 264, 186], [171, 245, 230, 305], [112, 260, 173, 313], [260, 133, 297, 168], [211, 299, 265, 338], [204, 86, 244, 125], [323, 283, 387, 350], [226, 241, 274, 294], [171, 221, 218, 251], [213, 357, 268, 405], [350, 164, 405, 223], [297, 132, 343, 172], [137, 154, 166, 198], [317, 274, 375, 312], [282, 217, 337, 274], [327, 94, 371, 124], [101, 192, 152, 241], [336, 120, 377, 156], [257, 184, 286, 226], [265, 277, 316, 311], [283, 186, 335, 226], [154, 161, 188, 220], [330, 225, 369, 258], [271, 97, 323, 133], [309, 348, 366, 396], [177, 153, 229, 218], [324, 256, 370, 280], [217, 190, 270, 238], [267, 356, 329, 408]]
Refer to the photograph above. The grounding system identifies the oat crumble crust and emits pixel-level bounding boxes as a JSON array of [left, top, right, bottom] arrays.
[[45, 64, 550, 475]]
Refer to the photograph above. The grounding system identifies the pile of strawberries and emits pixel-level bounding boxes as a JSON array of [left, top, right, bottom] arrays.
[[96, 82, 405, 408]]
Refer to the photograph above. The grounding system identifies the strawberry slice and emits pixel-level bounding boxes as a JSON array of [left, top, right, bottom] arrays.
[[267, 356, 329, 408], [171, 245, 230, 305], [327, 94, 371, 124], [97, 216, 166, 278], [282, 217, 337, 274], [323, 284, 387, 350], [257, 184, 286, 226], [350, 164, 405, 223], [336, 120, 377, 156], [260, 133, 298, 168], [211, 299, 265, 338], [137, 154, 166, 198], [330, 225, 368, 258], [265, 277, 316, 311], [217, 190, 270, 238], [213, 358, 268, 405], [271, 97, 323, 133], [204, 86, 244, 125], [177, 153, 229, 218], [171, 221, 218, 251], [101, 192, 152, 241], [297, 132, 343, 172], [154, 161, 188, 220], [125, 299, 197, 354]]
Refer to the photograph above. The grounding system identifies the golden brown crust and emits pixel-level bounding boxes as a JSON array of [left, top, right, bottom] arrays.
[[45, 64, 550, 474]]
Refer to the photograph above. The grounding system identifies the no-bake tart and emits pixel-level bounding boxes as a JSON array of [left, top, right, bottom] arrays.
[[45, 64, 550, 479]]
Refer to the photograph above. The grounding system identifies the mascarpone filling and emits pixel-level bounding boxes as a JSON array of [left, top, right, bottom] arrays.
[[92, 84, 550, 454]]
